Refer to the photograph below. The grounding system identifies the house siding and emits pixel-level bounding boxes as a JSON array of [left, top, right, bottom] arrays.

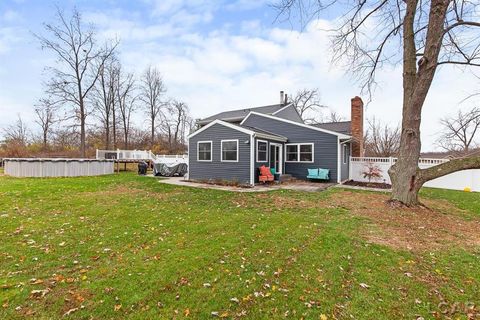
[[188, 123, 251, 185], [243, 114, 339, 181], [273, 105, 303, 123]]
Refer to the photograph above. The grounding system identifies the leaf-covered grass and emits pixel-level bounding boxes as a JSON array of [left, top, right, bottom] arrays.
[[0, 173, 479, 319], [421, 187, 480, 217]]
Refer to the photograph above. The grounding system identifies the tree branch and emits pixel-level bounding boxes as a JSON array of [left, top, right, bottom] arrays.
[[419, 156, 480, 182]]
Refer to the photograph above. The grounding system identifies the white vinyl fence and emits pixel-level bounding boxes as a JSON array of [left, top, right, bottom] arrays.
[[96, 149, 155, 160], [96, 149, 188, 165], [154, 154, 188, 165], [4, 158, 114, 177], [350, 157, 480, 192]]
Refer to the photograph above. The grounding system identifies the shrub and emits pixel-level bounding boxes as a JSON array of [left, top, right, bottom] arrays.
[[362, 162, 383, 182]]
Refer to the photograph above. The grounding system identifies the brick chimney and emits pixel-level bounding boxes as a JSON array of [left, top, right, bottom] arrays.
[[350, 96, 364, 157]]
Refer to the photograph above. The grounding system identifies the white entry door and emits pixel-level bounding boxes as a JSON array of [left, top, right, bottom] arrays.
[[269, 143, 283, 174]]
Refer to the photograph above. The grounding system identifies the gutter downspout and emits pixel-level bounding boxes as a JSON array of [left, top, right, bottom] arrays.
[[250, 133, 255, 187]]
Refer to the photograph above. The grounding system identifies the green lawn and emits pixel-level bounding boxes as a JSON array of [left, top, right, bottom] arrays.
[[0, 173, 479, 319]]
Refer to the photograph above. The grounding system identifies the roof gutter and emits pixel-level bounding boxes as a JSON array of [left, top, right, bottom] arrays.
[[197, 116, 247, 125], [253, 133, 288, 142]]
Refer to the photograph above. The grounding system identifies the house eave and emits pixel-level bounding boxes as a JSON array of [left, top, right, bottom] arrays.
[[240, 112, 351, 139], [188, 119, 254, 139], [197, 116, 246, 126], [254, 133, 288, 142]]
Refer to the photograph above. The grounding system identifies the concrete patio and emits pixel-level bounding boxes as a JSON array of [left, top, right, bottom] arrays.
[[156, 176, 335, 192]]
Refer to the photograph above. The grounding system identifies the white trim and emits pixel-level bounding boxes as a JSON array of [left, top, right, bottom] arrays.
[[197, 141, 212, 162], [250, 135, 254, 186], [255, 132, 288, 142], [337, 137, 341, 183], [284, 143, 314, 163], [188, 118, 286, 142], [188, 119, 254, 139], [187, 139, 190, 179], [240, 112, 351, 139], [256, 139, 268, 163], [271, 103, 304, 124], [339, 139, 351, 181], [197, 116, 245, 125], [271, 103, 293, 115], [270, 142, 283, 174], [220, 139, 239, 162]]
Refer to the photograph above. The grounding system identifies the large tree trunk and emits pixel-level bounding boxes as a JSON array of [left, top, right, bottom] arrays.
[[43, 130, 48, 150], [389, 0, 450, 206], [79, 96, 86, 158], [105, 121, 110, 150], [112, 98, 117, 149], [151, 116, 155, 149], [124, 127, 128, 150]]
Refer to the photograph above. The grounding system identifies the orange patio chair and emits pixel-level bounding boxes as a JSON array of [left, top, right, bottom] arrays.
[[259, 165, 274, 183]]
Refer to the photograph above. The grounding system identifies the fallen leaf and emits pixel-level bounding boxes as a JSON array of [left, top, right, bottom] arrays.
[[30, 288, 51, 299], [114, 304, 122, 311], [359, 283, 370, 289], [63, 307, 79, 316], [29, 278, 44, 285]]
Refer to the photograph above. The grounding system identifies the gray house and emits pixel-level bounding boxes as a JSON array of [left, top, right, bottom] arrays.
[[187, 92, 364, 186]]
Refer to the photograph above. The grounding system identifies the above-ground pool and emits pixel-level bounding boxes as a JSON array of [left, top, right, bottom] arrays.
[[4, 158, 114, 177]]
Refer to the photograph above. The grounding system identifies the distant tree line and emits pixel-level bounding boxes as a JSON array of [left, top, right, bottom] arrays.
[[0, 7, 193, 159]]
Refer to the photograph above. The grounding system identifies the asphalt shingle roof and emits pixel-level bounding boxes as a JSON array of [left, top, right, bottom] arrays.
[[313, 121, 352, 135], [198, 104, 286, 124], [239, 125, 288, 140]]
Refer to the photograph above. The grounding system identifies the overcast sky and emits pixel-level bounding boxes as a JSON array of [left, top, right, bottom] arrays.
[[0, 0, 479, 151]]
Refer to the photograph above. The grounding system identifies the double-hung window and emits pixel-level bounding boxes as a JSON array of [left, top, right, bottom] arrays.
[[286, 143, 314, 163], [257, 140, 268, 162], [221, 140, 238, 162], [286, 144, 298, 162], [197, 141, 212, 161]]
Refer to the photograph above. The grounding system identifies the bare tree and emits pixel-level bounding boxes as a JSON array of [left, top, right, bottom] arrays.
[[35, 7, 118, 157], [139, 66, 167, 148], [288, 88, 326, 122], [116, 67, 137, 149], [437, 107, 480, 154], [365, 117, 401, 157], [34, 98, 59, 149], [92, 56, 119, 150], [274, 0, 480, 205], [3, 115, 29, 145], [159, 100, 191, 152], [325, 110, 345, 123]]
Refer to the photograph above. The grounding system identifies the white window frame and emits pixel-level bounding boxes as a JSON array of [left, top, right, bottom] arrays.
[[256, 139, 268, 163], [343, 144, 348, 164], [221, 139, 239, 162], [285, 143, 314, 163], [197, 141, 212, 162]]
